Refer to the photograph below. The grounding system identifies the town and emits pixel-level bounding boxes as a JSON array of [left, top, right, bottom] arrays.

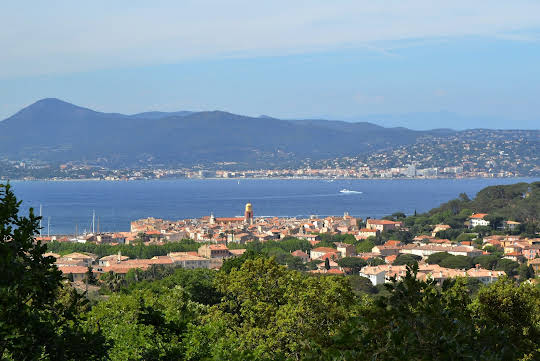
[[1, 127, 538, 181], [1, 159, 536, 181], [41, 203, 540, 286]]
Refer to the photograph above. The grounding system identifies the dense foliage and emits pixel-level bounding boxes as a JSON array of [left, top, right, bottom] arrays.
[[47, 238, 200, 258], [0, 183, 106, 360], [310, 265, 540, 361], [3, 182, 540, 360]]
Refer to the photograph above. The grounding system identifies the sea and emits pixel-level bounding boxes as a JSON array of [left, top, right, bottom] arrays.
[[6, 178, 538, 235]]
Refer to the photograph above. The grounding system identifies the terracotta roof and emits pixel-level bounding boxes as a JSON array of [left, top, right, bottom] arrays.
[[57, 265, 89, 274], [470, 213, 488, 219], [320, 252, 340, 260], [326, 269, 344, 274], [385, 255, 397, 263], [208, 244, 229, 250], [229, 249, 246, 256], [64, 252, 95, 259], [312, 247, 337, 253], [291, 250, 309, 258], [215, 217, 244, 222], [367, 219, 401, 225]]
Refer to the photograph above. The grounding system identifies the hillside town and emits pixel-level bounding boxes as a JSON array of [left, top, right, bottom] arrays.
[[42, 204, 540, 285], [2, 127, 538, 181], [2, 159, 536, 181]]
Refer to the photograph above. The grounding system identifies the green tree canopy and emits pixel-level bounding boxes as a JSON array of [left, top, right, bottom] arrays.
[[440, 255, 475, 269], [0, 183, 106, 360], [392, 254, 421, 266], [426, 252, 452, 265], [337, 257, 367, 274], [86, 287, 203, 360], [185, 258, 357, 360]]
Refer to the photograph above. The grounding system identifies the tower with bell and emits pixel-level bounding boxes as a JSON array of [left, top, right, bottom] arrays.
[[244, 203, 254, 225]]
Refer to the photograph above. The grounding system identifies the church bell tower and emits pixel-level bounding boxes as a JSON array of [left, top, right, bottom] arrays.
[[244, 203, 254, 225]]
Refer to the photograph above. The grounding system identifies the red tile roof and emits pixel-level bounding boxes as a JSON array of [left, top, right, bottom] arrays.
[[470, 213, 488, 219]]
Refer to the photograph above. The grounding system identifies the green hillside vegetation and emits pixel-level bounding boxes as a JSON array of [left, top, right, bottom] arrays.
[[379, 181, 540, 240]]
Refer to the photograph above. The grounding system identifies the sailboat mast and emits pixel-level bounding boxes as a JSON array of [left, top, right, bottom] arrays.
[[39, 204, 42, 236], [92, 210, 95, 234]]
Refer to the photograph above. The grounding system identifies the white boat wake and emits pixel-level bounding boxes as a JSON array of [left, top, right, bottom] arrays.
[[339, 189, 363, 194]]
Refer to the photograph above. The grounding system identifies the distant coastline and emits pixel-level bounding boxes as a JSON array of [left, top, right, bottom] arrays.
[[5, 175, 539, 182]]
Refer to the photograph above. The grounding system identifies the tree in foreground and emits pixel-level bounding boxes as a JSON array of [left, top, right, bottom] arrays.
[[86, 287, 203, 361], [0, 183, 107, 360], [183, 258, 357, 360], [307, 264, 540, 361]]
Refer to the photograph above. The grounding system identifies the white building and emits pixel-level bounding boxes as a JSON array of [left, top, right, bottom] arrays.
[[469, 213, 490, 228], [359, 266, 387, 286]]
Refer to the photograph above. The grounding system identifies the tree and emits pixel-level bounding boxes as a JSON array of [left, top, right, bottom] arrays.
[[337, 257, 367, 274], [85, 266, 98, 285], [367, 257, 385, 266], [220, 249, 261, 273], [392, 254, 421, 266], [426, 252, 451, 265], [485, 215, 504, 230], [100, 271, 127, 293], [440, 255, 474, 269], [456, 233, 477, 243], [471, 278, 540, 359], [517, 263, 534, 281], [324, 257, 330, 270], [0, 183, 106, 360], [495, 258, 520, 277], [348, 275, 377, 295], [308, 266, 540, 361], [130, 267, 222, 306], [310, 265, 481, 360], [356, 239, 374, 253], [306, 259, 323, 270], [473, 254, 499, 270], [189, 258, 356, 360], [86, 287, 202, 360]]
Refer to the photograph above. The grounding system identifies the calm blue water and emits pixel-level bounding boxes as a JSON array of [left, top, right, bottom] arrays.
[[6, 178, 538, 235]]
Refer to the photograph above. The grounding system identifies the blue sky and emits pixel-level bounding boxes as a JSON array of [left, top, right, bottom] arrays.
[[1, 1, 540, 129]]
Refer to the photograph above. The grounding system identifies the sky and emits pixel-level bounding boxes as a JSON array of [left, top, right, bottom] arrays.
[[1, 1, 540, 129]]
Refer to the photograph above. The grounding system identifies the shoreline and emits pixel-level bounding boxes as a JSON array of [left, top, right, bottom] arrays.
[[4, 175, 539, 182]]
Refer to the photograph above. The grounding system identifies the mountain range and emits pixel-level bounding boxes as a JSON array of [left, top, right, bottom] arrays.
[[0, 98, 532, 168]]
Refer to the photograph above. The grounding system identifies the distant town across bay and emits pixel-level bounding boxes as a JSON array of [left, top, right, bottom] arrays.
[[9, 177, 538, 235]]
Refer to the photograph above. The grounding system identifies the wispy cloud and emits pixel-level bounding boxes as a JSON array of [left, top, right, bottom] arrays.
[[1, 0, 540, 77]]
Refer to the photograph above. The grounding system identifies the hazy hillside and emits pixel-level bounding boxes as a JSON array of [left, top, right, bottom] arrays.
[[0, 98, 443, 167]]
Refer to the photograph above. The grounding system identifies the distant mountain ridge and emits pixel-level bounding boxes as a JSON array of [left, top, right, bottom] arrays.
[[0, 98, 531, 168]]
